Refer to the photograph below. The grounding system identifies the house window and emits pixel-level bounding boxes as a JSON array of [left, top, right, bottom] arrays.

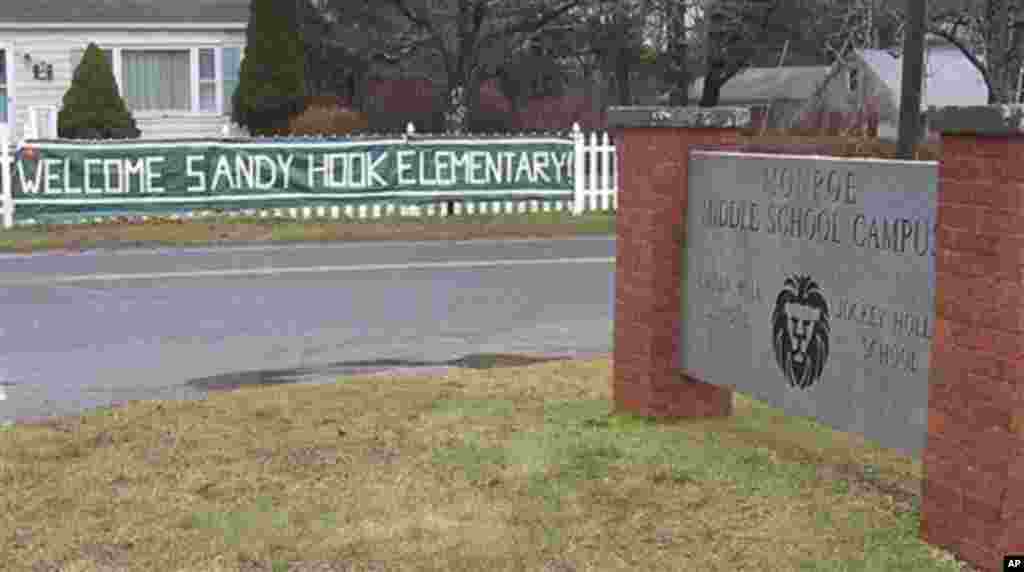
[[0, 49, 7, 123], [199, 48, 217, 112], [70, 45, 243, 115], [122, 50, 191, 111], [222, 47, 242, 115], [848, 67, 860, 93]]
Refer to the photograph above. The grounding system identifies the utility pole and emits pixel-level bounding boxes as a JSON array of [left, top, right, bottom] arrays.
[[869, 0, 879, 49], [897, 0, 926, 159], [1015, 18, 1024, 103]]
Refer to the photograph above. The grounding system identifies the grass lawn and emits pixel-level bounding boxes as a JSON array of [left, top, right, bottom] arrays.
[[0, 211, 615, 254], [0, 357, 971, 572]]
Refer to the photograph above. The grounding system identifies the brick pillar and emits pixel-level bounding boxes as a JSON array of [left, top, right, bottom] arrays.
[[924, 106, 1024, 571], [606, 106, 749, 419]]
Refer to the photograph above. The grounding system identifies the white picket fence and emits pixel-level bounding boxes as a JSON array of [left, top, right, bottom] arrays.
[[572, 123, 617, 215], [0, 122, 617, 229]]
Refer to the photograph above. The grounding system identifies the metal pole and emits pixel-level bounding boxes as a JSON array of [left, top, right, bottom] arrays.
[[897, 0, 926, 159], [1, 133, 13, 229], [1015, 20, 1024, 102]]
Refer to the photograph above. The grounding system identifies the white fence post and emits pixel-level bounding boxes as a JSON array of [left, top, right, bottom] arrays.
[[1, 133, 13, 229], [26, 106, 58, 139], [27, 112, 38, 141], [24, 114, 38, 141], [47, 106, 57, 139], [600, 132, 610, 210], [589, 131, 599, 212], [572, 122, 585, 215]]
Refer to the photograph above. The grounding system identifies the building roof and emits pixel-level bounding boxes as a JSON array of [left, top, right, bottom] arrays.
[[858, 46, 988, 108], [0, 0, 250, 23], [689, 66, 833, 103]]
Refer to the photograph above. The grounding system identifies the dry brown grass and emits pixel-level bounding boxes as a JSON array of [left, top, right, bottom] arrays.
[[0, 358, 970, 572], [0, 211, 615, 254], [731, 130, 941, 161]]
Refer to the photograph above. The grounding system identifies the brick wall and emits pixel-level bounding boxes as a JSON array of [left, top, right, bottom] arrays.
[[608, 115, 903, 420], [606, 112, 921, 419], [611, 123, 741, 419], [611, 105, 1024, 572], [921, 130, 1024, 570]]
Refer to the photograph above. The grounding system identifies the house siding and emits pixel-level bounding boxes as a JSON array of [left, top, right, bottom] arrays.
[[852, 59, 900, 139], [805, 61, 886, 128], [689, 59, 925, 138], [0, 27, 246, 140], [770, 60, 892, 136]]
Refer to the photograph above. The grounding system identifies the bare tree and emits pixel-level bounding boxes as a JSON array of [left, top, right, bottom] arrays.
[[300, 0, 367, 102], [698, 0, 786, 106], [578, 0, 651, 106], [920, 0, 1024, 103], [646, 0, 704, 105], [788, 0, 882, 132], [321, 0, 583, 133], [307, 1, 423, 111], [495, 34, 573, 113]]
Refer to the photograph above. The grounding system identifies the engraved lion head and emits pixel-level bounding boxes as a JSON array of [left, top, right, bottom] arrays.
[[771, 275, 830, 389]]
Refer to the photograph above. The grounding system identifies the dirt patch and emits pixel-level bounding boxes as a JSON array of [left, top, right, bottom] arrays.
[[238, 559, 386, 572], [366, 446, 400, 465], [817, 463, 922, 513], [17, 415, 81, 433], [286, 446, 341, 467], [91, 430, 116, 448], [541, 560, 577, 572], [12, 527, 33, 547], [252, 448, 275, 464], [187, 354, 572, 393], [110, 477, 133, 499]]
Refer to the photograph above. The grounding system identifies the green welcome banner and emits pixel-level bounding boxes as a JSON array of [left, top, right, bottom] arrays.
[[10, 138, 574, 220]]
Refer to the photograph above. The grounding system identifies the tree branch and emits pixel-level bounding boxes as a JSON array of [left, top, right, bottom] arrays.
[[385, 0, 435, 32], [480, 0, 581, 47], [927, 22, 992, 91]]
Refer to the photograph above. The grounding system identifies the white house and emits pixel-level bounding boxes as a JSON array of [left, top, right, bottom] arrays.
[[683, 37, 990, 139], [856, 42, 989, 139], [686, 66, 836, 128], [0, 0, 250, 141]]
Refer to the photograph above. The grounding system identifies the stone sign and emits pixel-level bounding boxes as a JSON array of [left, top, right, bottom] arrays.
[[681, 150, 938, 456]]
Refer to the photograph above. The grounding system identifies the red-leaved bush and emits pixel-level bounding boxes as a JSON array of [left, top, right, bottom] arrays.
[[360, 79, 444, 132], [288, 106, 369, 136], [329, 79, 608, 133], [513, 94, 606, 132]]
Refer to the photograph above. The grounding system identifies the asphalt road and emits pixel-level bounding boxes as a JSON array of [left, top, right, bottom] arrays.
[[0, 236, 616, 423]]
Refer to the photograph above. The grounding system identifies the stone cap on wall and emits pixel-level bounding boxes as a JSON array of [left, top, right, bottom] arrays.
[[608, 106, 753, 129], [928, 105, 1024, 136]]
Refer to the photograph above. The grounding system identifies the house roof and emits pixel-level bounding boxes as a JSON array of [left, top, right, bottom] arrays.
[[689, 66, 833, 103], [858, 46, 988, 108], [0, 0, 250, 23]]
